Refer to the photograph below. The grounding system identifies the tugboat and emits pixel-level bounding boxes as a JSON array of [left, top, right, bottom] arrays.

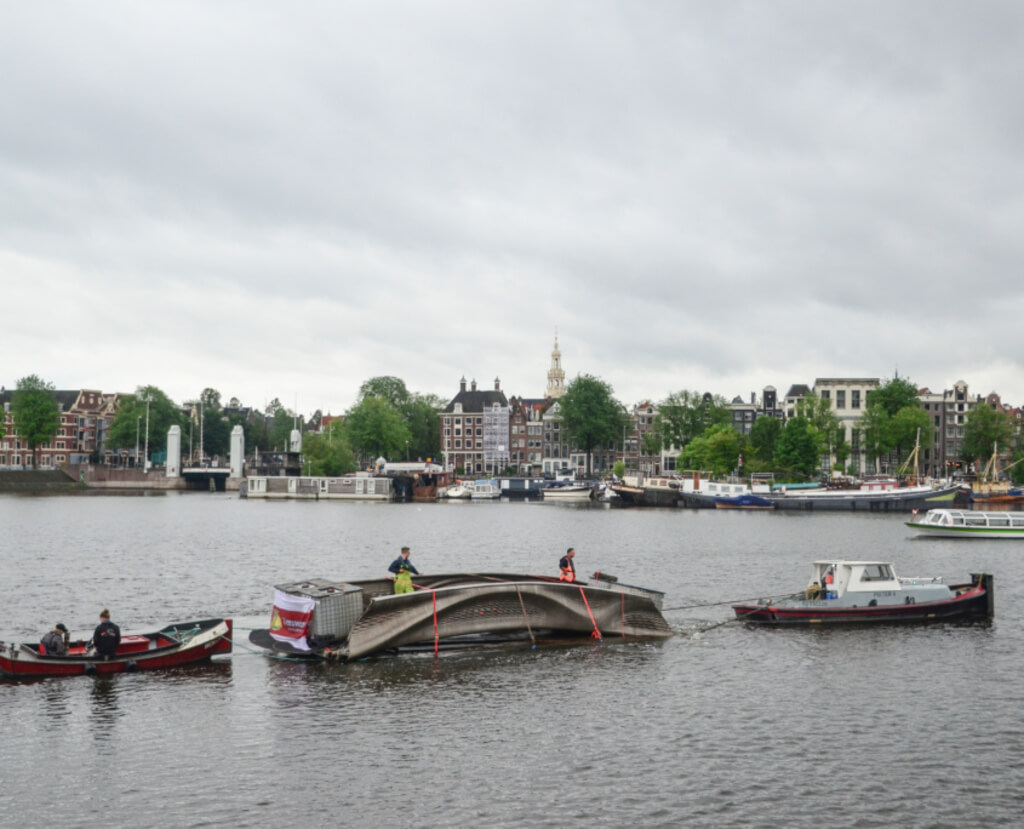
[[732, 561, 992, 625]]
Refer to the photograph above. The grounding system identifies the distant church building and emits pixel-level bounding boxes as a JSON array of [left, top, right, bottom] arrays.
[[546, 335, 566, 399]]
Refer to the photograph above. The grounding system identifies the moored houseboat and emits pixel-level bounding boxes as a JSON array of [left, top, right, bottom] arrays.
[[381, 461, 452, 501], [245, 473, 394, 500], [541, 482, 596, 501], [768, 478, 963, 512], [609, 474, 680, 507]]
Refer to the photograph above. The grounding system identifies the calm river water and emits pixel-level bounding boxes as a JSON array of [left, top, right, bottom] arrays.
[[2, 493, 1022, 828]]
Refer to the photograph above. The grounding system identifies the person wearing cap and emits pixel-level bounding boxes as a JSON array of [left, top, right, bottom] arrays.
[[39, 623, 69, 656], [90, 609, 121, 658], [559, 547, 577, 582], [388, 546, 420, 594]]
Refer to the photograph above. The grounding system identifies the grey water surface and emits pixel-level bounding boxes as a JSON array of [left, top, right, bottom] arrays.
[[1, 493, 1021, 828]]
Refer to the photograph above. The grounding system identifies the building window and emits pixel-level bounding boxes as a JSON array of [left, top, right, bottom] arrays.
[[836, 391, 846, 409], [820, 390, 830, 401], [852, 391, 861, 409]]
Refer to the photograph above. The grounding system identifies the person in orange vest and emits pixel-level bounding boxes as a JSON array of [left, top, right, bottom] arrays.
[[559, 547, 577, 582], [823, 566, 835, 599]]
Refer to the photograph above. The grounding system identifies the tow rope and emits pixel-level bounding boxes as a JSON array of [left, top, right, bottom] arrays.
[[660, 592, 798, 613], [515, 586, 536, 648], [578, 586, 603, 641]]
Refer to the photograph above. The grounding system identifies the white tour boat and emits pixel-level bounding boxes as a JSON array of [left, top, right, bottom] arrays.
[[907, 508, 1024, 538]]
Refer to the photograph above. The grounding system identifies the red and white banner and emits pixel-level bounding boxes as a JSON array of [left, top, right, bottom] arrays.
[[269, 590, 316, 651]]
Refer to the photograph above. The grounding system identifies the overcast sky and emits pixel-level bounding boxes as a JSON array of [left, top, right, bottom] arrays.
[[4, 2, 1023, 415]]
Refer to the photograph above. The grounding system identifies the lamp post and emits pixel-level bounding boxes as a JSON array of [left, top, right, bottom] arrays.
[[135, 416, 141, 469], [143, 396, 150, 474]]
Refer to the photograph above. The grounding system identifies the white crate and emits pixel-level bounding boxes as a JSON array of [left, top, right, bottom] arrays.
[[276, 579, 364, 641]]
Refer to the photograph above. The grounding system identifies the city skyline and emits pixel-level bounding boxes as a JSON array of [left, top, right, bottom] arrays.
[[4, 4, 1024, 414]]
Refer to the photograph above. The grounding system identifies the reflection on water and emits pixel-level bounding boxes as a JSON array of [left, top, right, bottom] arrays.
[[40, 679, 74, 723], [88, 676, 121, 743]]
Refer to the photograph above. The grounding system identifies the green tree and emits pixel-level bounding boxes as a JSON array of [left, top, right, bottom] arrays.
[[654, 390, 730, 451], [107, 386, 184, 461], [860, 376, 930, 471], [199, 387, 222, 410], [342, 396, 412, 466], [354, 377, 443, 461], [12, 375, 60, 469], [268, 408, 297, 452], [795, 393, 848, 473], [404, 396, 441, 461], [961, 404, 1016, 472], [302, 421, 356, 476], [867, 376, 920, 417], [358, 376, 411, 409], [1008, 444, 1024, 486], [241, 407, 270, 454], [678, 424, 743, 478], [775, 416, 821, 479], [557, 375, 627, 477], [183, 390, 231, 460], [796, 394, 845, 450], [201, 410, 232, 459], [749, 415, 782, 464]]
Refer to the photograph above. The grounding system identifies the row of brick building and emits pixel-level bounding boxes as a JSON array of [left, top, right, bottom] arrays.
[[0, 388, 122, 469], [4, 338, 1019, 478], [438, 339, 1020, 479]]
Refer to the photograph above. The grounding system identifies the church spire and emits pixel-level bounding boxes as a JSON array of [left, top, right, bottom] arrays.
[[546, 335, 566, 399]]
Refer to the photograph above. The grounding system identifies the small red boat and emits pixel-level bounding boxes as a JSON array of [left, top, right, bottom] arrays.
[[0, 618, 232, 678]]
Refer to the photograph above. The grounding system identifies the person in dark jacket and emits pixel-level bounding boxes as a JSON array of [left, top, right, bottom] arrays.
[[388, 546, 420, 594], [559, 547, 577, 582], [388, 547, 420, 577], [40, 623, 69, 656], [91, 609, 121, 658]]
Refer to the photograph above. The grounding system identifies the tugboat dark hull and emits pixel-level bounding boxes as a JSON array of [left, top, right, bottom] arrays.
[[733, 575, 993, 625]]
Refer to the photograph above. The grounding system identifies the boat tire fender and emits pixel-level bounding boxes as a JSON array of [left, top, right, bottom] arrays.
[[84, 664, 98, 676], [868, 600, 877, 607], [125, 660, 139, 672]]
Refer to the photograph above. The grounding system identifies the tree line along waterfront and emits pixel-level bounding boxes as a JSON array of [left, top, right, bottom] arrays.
[[2, 371, 1022, 485]]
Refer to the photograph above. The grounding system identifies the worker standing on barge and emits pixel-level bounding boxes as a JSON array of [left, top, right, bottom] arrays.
[[559, 547, 577, 582], [389, 546, 420, 594]]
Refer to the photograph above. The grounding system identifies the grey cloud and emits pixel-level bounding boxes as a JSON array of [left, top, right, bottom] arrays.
[[3, 2, 1024, 413]]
